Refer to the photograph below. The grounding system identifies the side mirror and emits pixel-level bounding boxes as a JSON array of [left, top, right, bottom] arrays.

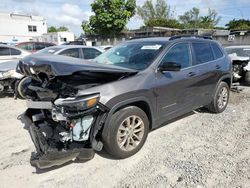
[[158, 62, 181, 72]]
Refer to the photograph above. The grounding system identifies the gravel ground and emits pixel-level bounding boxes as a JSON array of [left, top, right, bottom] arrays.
[[0, 86, 249, 188]]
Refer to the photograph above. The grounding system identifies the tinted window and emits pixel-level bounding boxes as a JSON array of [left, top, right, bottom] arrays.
[[35, 43, 46, 51], [10, 48, 21, 55], [59, 48, 80, 58], [211, 43, 223, 59], [0, 47, 10, 56], [45, 43, 54, 47], [161, 43, 191, 69], [18, 43, 33, 51], [192, 43, 214, 65], [83, 48, 102, 59]]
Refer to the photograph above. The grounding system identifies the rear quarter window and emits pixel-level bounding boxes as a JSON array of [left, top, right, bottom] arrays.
[[211, 43, 223, 59], [192, 43, 214, 65]]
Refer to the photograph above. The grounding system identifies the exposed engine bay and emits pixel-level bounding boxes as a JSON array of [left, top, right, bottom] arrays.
[[18, 55, 137, 168], [228, 53, 250, 83]]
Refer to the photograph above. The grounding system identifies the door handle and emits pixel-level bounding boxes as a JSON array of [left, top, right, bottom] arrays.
[[188, 72, 196, 77], [216, 65, 221, 69]]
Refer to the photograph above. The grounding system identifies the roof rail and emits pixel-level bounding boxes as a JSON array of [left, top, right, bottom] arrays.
[[169, 35, 213, 40]]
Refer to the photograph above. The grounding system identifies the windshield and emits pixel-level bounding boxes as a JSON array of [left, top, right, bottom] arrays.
[[226, 47, 250, 57], [35, 47, 62, 54], [94, 41, 166, 70]]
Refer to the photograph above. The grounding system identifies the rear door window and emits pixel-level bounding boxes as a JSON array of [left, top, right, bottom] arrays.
[[10, 48, 21, 55], [0, 47, 10, 56], [82, 48, 102, 59], [59, 48, 80, 58], [192, 43, 214, 65], [161, 43, 191, 69]]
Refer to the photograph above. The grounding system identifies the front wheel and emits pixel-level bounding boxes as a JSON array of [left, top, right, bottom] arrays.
[[208, 81, 230, 113], [103, 106, 149, 159]]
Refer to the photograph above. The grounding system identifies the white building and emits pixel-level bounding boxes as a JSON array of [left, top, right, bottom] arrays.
[[39, 32, 75, 45], [0, 12, 47, 43]]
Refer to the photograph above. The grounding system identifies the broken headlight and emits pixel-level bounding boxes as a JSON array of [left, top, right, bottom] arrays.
[[54, 94, 100, 111]]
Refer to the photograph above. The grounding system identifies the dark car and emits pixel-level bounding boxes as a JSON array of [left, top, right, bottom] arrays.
[[16, 42, 55, 53], [17, 36, 232, 169]]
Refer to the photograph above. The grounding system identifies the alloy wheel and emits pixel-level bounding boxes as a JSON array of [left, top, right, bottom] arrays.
[[117, 115, 145, 151], [217, 86, 228, 109]]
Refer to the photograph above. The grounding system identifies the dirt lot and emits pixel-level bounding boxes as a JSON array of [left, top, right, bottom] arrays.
[[0, 86, 249, 188]]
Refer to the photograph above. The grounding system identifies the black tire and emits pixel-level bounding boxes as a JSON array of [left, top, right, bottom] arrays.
[[15, 77, 31, 99], [245, 71, 250, 85], [102, 106, 149, 159], [208, 81, 230, 113]]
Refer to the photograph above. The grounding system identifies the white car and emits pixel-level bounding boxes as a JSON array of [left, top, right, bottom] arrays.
[[225, 46, 250, 84], [0, 44, 30, 63], [36, 45, 104, 60]]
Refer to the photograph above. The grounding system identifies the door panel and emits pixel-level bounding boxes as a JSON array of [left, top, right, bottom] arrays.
[[154, 43, 197, 121], [155, 68, 198, 120], [191, 42, 222, 107]]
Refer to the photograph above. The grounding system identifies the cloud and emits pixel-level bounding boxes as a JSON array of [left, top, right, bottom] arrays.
[[61, 3, 84, 18]]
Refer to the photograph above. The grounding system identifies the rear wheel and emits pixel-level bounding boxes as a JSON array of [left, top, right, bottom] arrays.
[[103, 106, 149, 159], [208, 81, 229, 113]]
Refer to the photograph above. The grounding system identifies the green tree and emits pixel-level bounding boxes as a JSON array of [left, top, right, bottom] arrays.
[[82, 0, 136, 38], [137, 0, 170, 22], [179, 7, 220, 29], [47, 26, 69, 32], [137, 0, 182, 28], [226, 19, 250, 30], [145, 18, 183, 28], [179, 7, 200, 28], [47, 26, 57, 32], [200, 9, 221, 29], [57, 26, 69, 32]]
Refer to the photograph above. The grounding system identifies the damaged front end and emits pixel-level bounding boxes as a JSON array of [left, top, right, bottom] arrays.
[[18, 55, 136, 169], [24, 95, 109, 169]]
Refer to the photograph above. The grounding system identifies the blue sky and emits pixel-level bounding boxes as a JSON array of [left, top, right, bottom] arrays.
[[0, 0, 250, 36]]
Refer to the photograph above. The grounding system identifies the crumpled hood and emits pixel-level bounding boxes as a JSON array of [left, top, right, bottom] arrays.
[[228, 53, 250, 62], [18, 54, 137, 79]]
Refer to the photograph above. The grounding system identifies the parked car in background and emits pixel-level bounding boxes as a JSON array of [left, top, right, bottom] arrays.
[[36, 45, 104, 60], [18, 36, 231, 169], [62, 40, 86, 45], [16, 42, 55, 53], [0, 60, 24, 96], [0, 44, 30, 63], [225, 46, 250, 84]]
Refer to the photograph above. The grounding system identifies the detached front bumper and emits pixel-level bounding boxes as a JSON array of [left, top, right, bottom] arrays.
[[23, 110, 95, 169]]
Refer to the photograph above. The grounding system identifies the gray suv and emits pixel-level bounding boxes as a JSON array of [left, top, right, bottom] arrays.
[[18, 36, 232, 169]]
